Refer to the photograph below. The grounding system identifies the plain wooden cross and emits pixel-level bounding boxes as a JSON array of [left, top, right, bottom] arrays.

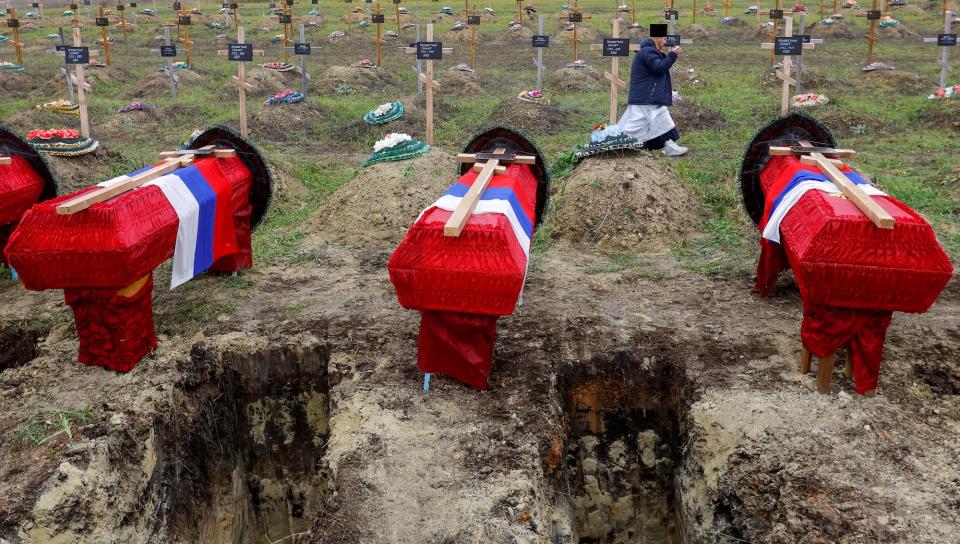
[[373, 1, 383, 65], [922, 10, 955, 88], [590, 19, 639, 124], [270, 3, 299, 61], [56, 146, 236, 215], [96, 6, 113, 65], [117, 3, 129, 41], [172, 8, 195, 66], [217, 27, 265, 138], [69, 26, 93, 138], [768, 142, 894, 229], [761, 16, 812, 114], [395, 0, 402, 35], [468, 4, 479, 69], [6, 8, 24, 66], [724, 0, 730, 17], [569, 0, 592, 62], [447, 148, 537, 236], [759, 0, 785, 63], [855, 0, 882, 65], [403, 24, 452, 144]]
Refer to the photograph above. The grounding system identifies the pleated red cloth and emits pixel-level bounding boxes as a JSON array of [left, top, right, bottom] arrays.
[[0, 154, 46, 265], [6, 155, 255, 290], [64, 274, 157, 372], [418, 310, 499, 390], [801, 303, 892, 394]]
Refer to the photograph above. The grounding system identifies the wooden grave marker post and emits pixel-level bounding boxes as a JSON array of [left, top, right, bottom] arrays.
[[6, 8, 24, 66], [856, 0, 882, 65], [568, 0, 592, 62], [217, 27, 265, 137], [590, 19, 639, 124], [514, 0, 522, 24], [403, 24, 451, 144], [394, 0, 402, 35], [283, 22, 311, 96], [149, 25, 179, 101], [922, 10, 955, 88], [467, 4, 479, 69], [68, 26, 93, 138], [666, 10, 694, 49], [117, 2, 129, 41], [270, 1, 299, 62], [176, 9, 193, 66], [760, 16, 814, 114], [632, 0, 638, 24], [760, 0, 785, 63], [95, 6, 113, 65], [446, 148, 537, 237], [532, 14, 548, 91], [373, 1, 384, 65], [692, 0, 697, 23], [723, 0, 731, 17]]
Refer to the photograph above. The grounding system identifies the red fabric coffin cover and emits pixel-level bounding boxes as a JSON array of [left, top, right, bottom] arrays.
[[5, 154, 254, 290], [388, 163, 539, 389], [0, 154, 46, 265], [757, 155, 953, 393]]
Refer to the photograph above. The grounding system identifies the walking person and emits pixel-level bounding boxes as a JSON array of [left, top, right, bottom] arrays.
[[617, 23, 689, 157]]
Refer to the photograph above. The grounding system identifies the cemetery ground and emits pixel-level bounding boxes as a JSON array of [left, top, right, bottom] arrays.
[[1, 0, 959, 542]]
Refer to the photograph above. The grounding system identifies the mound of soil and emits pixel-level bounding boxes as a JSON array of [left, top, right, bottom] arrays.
[[127, 69, 202, 98], [484, 97, 573, 135], [747, 24, 776, 39], [249, 102, 327, 142], [626, 25, 648, 39], [680, 24, 717, 40], [877, 23, 919, 40], [809, 20, 857, 39], [43, 144, 125, 195], [0, 71, 37, 96], [246, 66, 304, 96], [3, 108, 82, 135], [441, 28, 480, 43], [671, 98, 726, 132], [340, 95, 458, 145], [438, 70, 483, 95], [916, 99, 960, 132], [863, 69, 932, 95], [892, 4, 926, 14], [555, 25, 600, 43], [430, 13, 458, 23], [815, 107, 895, 135], [316, 65, 396, 95], [81, 65, 127, 87], [495, 26, 534, 42], [307, 148, 458, 246], [552, 154, 703, 251], [340, 12, 366, 24], [95, 109, 162, 141], [551, 66, 604, 92]]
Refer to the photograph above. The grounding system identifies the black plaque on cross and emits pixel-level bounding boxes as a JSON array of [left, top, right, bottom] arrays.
[[372, 13, 385, 22], [279, 13, 291, 23], [568, 12, 582, 22], [65, 46, 90, 64], [55, 44, 67, 51], [603, 38, 630, 56], [228, 43, 253, 61], [769, 9, 784, 19], [664, 9, 678, 20], [83, 0, 91, 5], [866, 10, 881, 19], [468, 14, 480, 25], [286, 0, 294, 4], [130, 1, 137, 6], [938, 33, 957, 46], [173, 1, 181, 9], [7, 18, 20, 28], [532, 34, 549, 47], [178, 15, 191, 25], [95, 17, 109, 26], [799, 34, 811, 43], [70, 3, 78, 9], [416, 41, 442, 59], [117, 4, 125, 11], [775, 36, 803, 55], [31, 2, 39, 7], [160, 44, 177, 56], [665, 34, 681, 47], [294, 42, 311, 54]]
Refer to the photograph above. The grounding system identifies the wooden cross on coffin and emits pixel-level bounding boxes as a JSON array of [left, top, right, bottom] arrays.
[[0, 156, 11, 166], [589, 19, 639, 124], [446, 148, 537, 237], [403, 24, 452, 145], [56, 146, 236, 215], [767, 141, 894, 229], [217, 27, 265, 138], [761, 16, 816, 114], [921, 10, 955, 89]]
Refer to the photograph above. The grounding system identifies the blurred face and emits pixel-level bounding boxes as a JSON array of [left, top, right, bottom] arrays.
[[654, 36, 668, 49]]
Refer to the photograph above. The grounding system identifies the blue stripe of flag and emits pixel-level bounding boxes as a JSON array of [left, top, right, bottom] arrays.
[[129, 165, 155, 177], [444, 183, 534, 238], [175, 165, 217, 276], [768, 169, 869, 223]]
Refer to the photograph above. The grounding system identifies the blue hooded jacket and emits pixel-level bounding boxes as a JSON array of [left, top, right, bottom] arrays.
[[627, 38, 678, 106]]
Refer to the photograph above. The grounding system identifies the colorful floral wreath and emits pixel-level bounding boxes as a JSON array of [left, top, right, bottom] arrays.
[[517, 89, 544, 102], [928, 84, 960, 100], [363, 133, 430, 166], [792, 93, 829, 107], [265, 88, 305, 105]]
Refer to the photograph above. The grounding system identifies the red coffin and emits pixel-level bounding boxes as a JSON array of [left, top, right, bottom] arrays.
[[757, 154, 953, 312], [5, 154, 254, 291]]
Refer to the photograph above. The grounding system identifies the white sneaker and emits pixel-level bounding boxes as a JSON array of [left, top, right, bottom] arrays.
[[662, 139, 689, 157]]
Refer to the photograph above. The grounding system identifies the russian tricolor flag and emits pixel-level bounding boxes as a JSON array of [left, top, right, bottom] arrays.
[[126, 161, 239, 288]]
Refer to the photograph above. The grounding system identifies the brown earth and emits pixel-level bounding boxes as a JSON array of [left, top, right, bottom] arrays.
[[554, 24, 600, 44], [551, 65, 604, 92], [915, 99, 960, 132], [441, 28, 481, 43], [439, 68, 483, 95], [126, 69, 203, 98], [484, 96, 574, 135], [877, 23, 920, 40], [315, 65, 397, 95], [245, 66, 304, 96], [552, 154, 705, 251], [249, 102, 329, 142], [306, 148, 458, 247], [494, 25, 534, 42], [671, 97, 727, 132], [809, 20, 857, 39], [41, 144, 125, 195], [680, 23, 718, 40], [863, 69, 933, 95], [95, 108, 162, 141]]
